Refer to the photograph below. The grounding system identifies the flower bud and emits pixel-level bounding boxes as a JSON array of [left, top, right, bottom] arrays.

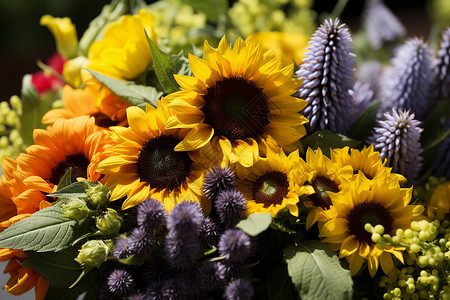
[[63, 197, 89, 220], [40, 15, 78, 59], [75, 240, 109, 268], [96, 208, 123, 236], [63, 56, 89, 88], [86, 183, 110, 208]]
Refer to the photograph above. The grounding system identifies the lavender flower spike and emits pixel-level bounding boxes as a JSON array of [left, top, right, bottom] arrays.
[[297, 18, 356, 134], [203, 166, 236, 201], [380, 38, 434, 119], [215, 188, 247, 229], [434, 28, 450, 100], [371, 109, 424, 182], [363, 0, 406, 50]]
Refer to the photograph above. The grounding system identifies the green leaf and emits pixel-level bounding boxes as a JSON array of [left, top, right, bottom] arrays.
[[87, 70, 163, 108], [57, 167, 73, 191], [19, 74, 54, 146], [47, 181, 89, 199], [301, 130, 360, 157], [179, 0, 228, 23], [348, 100, 381, 141], [147, 36, 191, 94], [0, 206, 77, 252], [236, 213, 272, 236], [284, 240, 353, 300]]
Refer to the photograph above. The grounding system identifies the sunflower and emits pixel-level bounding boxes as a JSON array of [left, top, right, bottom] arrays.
[[96, 100, 207, 212], [165, 36, 309, 167], [318, 173, 424, 277], [331, 145, 406, 183], [235, 146, 314, 217], [303, 147, 354, 229]]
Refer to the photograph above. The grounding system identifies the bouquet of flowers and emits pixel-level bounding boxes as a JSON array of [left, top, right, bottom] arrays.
[[0, 0, 449, 299]]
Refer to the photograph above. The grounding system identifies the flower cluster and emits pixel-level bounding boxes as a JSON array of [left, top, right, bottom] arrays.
[[0, 0, 449, 299]]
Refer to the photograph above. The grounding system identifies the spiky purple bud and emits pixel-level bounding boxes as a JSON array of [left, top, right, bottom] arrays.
[[218, 229, 252, 265], [200, 216, 223, 246], [371, 109, 424, 182], [363, 0, 405, 50], [434, 28, 450, 100], [136, 198, 168, 233], [203, 166, 236, 201], [357, 60, 383, 94], [167, 201, 203, 234], [297, 18, 356, 134], [106, 268, 136, 298], [224, 278, 254, 300], [128, 227, 154, 257], [215, 189, 247, 229], [380, 38, 434, 119], [113, 237, 132, 259], [128, 293, 146, 300], [196, 262, 228, 292], [349, 81, 375, 120]]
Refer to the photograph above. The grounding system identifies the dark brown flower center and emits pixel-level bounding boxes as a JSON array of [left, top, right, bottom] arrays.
[[49, 153, 90, 185], [252, 171, 289, 208], [91, 112, 120, 128], [136, 134, 192, 190], [201, 76, 270, 142], [347, 201, 394, 245], [308, 175, 340, 209]]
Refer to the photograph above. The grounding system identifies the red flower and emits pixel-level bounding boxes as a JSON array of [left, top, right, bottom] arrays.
[[31, 52, 67, 95]]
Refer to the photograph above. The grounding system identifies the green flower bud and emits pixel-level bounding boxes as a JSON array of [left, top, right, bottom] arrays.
[[75, 240, 109, 268], [96, 208, 123, 236], [86, 183, 110, 208], [63, 197, 89, 220]]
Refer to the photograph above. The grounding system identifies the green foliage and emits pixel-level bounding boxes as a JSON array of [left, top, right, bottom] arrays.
[[236, 213, 272, 236], [57, 167, 74, 190], [348, 100, 381, 142], [179, 0, 228, 23], [48, 181, 90, 199], [87, 70, 163, 109], [301, 130, 360, 157], [284, 240, 353, 300]]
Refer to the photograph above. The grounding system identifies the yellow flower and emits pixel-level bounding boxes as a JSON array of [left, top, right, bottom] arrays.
[[96, 100, 208, 212], [250, 31, 309, 66], [319, 173, 424, 277], [235, 146, 314, 217], [86, 8, 158, 80], [165, 36, 308, 167], [427, 181, 450, 220], [40, 15, 78, 59], [63, 56, 89, 88]]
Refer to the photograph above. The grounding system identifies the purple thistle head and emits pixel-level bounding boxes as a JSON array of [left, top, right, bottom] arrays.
[[106, 268, 136, 298], [113, 237, 132, 259], [196, 261, 228, 292], [356, 60, 383, 94], [297, 18, 356, 134], [142, 260, 174, 286], [203, 166, 236, 201], [432, 122, 450, 178], [370, 109, 424, 182], [136, 198, 167, 233], [380, 38, 434, 119], [215, 189, 247, 229], [128, 293, 146, 300], [128, 227, 154, 257], [224, 278, 254, 300], [433, 28, 450, 100], [200, 216, 223, 246], [363, 0, 405, 50], [218, 229, 252, 265], [167, 201, 203, 234], [161, 276, 199, 300]]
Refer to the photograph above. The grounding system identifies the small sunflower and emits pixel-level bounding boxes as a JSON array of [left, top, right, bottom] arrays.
[[331, 145, 406, 183], [235, 147, 314, 217], [96, 100, 207, 212], [319, 173, 424, 277], [165, 36, 309, 167], [303, 147, 354, 229]]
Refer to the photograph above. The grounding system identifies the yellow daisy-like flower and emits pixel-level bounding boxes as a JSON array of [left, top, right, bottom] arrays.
[[331, 145, 407, 183], [427, 181, 450, 220], [165, 36, 309, 167], [235, 147, 314, 217], [303, 147, 354, 229], [86, 8, 157, 80], [319, 173, 424, 277], [40, 14, 78, 59], [96, 100, 207, 212]]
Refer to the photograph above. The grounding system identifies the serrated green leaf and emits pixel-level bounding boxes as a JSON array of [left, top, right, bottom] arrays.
[[0, 206, 77, 252], [47, 181, 89, 199], [348, 100, 381, 141], [87, 70, 162, 108], [147, 36, 191, 94], [301, 130, 360, 157], [57, 167, 73, 191], [236, 213, 272, 236], [284, 240, 353, 300], [179, 0, 228, 22]]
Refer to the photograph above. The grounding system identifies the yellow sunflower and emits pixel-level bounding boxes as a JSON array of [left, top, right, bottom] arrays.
[[96, 99, 207, 212], [303, 147, 354, 229], [165, 36, 309, 167], [235, 146, 314, 217], [427, 181, 450, 220], [331, 145, 407, 183], [319, 173, 424, 277]]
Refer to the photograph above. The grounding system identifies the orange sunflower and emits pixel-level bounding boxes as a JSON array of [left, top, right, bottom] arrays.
[[165, 36, 308, 167]]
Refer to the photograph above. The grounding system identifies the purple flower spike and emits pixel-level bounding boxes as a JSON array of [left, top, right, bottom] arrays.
[[113, 237, 132, 259], [371, 109, 424, 182], [363, 0, 405, 50], [224, 278, 254, 300], [297, 18, 356, 134], [215, 189, 247, 228], [434, 28, 450, 100], [380, 38, 434, 119], [128, 227, 154, 257], [218, 229, 252, 265], [136, 198, 168, 233], [106, 268, 136, 298], [203, 166, 236, 201]]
